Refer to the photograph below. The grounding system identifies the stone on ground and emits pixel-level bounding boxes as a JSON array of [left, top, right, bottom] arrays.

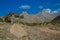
[[10, 24, 28, 38]]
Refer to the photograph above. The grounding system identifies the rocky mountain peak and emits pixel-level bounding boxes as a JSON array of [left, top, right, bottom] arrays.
[[21, 11, 28, 15]]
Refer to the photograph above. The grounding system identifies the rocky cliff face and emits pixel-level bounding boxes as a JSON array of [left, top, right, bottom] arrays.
[[17, 11, 59, 23]]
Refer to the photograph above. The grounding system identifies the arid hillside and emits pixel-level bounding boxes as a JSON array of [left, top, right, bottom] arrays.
[[0, 23, 60, 40], [0, 12, 60, 40]]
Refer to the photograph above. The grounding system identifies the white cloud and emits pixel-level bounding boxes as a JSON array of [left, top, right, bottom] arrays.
[[38, 6, 43, 9], [43, 8, 60, 14], [52, 9, 60, 13], [19, 5, 30, 9], [53, 10, 58, 13], [43, 8, 51, 13]]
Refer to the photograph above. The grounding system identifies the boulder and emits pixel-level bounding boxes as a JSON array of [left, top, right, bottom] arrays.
[[10, 24, 28, 38]]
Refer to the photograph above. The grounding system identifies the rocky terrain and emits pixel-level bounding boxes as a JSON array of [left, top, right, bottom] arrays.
[[0, 23, 60, 40], [16, 11, 59, 23], [0, 10, 60, 40]]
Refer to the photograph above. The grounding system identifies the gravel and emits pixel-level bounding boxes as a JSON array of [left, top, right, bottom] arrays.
[[0, 24, 60, 40]]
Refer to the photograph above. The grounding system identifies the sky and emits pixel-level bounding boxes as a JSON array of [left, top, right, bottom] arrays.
[[0, 0, 60, 16]]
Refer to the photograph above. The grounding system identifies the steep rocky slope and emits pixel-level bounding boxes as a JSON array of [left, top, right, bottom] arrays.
[[52, 15, 60, 21], [18, 11, 59, 23]]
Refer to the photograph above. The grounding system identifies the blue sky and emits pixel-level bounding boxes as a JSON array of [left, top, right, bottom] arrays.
[[0, 0, 60, 16]]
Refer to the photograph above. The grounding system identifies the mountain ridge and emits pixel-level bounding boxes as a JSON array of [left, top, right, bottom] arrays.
[[0, 11, 60, 23]]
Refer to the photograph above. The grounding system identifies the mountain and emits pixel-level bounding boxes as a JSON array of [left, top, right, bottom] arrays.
[[18, 11, 59, 23], [0, 10, 60, 23]]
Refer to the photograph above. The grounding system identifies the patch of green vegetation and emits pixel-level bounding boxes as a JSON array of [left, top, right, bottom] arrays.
[[19, 22, 25, 25], [37, 22, 49, 25], [25, 23, 38, 26], [50, 20, 60, 25], [24, 22, 50, 26], [0, 18, 3, 22]]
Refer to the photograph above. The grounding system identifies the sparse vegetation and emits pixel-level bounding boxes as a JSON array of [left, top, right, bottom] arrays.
[[22, 22, 50, 26], [0, 18, 3, 22], [19, 22, 25, 25], [50, 20, 60, 25], [25, 23, 38, 26], [19, 15, 24, 18]]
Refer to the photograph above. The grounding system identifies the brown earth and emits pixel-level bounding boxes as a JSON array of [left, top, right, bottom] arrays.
[[0, 23, 60, 40]]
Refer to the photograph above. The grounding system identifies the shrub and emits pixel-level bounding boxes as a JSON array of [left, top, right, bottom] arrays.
[[25, 23, 38, 26], [19, 15, 24, 18], [0, 18, 3, 22], [51, 20, 60, 25]]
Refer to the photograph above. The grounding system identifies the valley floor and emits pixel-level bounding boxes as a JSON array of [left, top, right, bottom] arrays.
[[0, 23, 60, 40]]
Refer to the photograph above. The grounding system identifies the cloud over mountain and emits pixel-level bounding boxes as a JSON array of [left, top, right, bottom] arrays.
[[53, 10, 58, 13], [43, 9, 51, 13]]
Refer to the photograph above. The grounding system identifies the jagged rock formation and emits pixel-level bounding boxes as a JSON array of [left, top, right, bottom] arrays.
[[17, 11, 59, 23]]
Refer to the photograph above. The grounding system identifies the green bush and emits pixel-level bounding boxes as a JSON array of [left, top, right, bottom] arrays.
[[25, 23, 38, 26], [0, 18, 3, 22], [51, 20, 60, 25]]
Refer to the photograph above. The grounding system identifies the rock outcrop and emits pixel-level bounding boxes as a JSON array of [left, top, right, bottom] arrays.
[[17, 11, 59, 23], [10, 24, 28, 38]]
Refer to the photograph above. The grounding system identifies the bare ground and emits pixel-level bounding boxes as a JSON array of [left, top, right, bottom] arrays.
[[0, 23, 60, 40]]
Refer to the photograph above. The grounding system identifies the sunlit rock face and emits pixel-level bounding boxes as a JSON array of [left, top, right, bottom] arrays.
[[18, 11, 59, 23], [7, 11, 60, 23], [10, 24, 28, 38]]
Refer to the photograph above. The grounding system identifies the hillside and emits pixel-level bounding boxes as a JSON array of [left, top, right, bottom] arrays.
[[52, 15, 60, 21], [0, 11, 60, 40], [0, 23, 60, 40]]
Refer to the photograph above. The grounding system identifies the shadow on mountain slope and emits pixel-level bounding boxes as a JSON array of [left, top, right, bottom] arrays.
[[51, 15, 60, 24], [52, 15, 60, 21]]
